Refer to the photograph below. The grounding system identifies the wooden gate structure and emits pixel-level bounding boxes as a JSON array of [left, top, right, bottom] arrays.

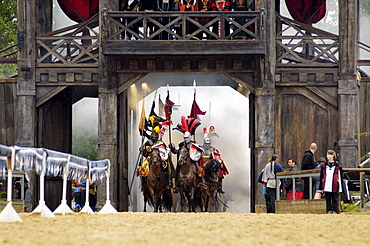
[[0, 0, 367, 212]]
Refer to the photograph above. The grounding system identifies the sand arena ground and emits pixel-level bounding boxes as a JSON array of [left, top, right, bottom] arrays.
[[1, 212, 370, 246]]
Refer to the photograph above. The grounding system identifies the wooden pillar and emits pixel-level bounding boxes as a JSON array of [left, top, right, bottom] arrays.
[[16, 0, 37, 211], [338, 0, 359, 167], [118, 90, 130, 211], [254, 0, 276, 211], [16, 0, 37, 147], [97, 0, 119, 210]]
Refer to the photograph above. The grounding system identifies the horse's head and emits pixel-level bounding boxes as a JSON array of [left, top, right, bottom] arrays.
[[149, 148, 161, 166], [178, 147, 190, 165], [204, 159, 221, 183]]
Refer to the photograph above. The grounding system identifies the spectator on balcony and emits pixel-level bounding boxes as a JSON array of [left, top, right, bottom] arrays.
[[231, 0, 255, 39], [120, 0, 140, 40], [178, 0, 200, 39], [209, 0, 232, 39], [197, 0, 213, 40], [157, 0, 179, 40], [140, 0, 159, 39]]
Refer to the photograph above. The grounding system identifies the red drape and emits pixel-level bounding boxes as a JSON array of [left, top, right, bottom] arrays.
[[285, 0, 326, 25], [57, 0, 99, 23]]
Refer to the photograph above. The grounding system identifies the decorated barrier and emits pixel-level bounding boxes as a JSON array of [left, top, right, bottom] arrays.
[[0, 144, 116, 222]]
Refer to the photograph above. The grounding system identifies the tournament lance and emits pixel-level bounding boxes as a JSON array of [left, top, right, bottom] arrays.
[[166, 85, 173, 151]]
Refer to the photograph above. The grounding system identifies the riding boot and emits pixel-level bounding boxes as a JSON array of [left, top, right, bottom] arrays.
[[173, 164, 181, 192], [217, 177, 225, 194], [166, 173, 173, 189]]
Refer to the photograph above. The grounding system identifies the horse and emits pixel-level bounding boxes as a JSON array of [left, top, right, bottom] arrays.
[[202, 158, 222, 212], [177, 146, 200, 212], [146, 148, 172, 212]]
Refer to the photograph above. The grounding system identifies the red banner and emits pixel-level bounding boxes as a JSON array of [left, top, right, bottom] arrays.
[[285, 0, 326, 25], [57, 0, 99, 23]]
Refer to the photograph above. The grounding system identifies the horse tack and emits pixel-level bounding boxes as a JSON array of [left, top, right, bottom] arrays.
[[202, 159, 222, 212], [145, 148, 171, 212], [177, 146, 199, 212]]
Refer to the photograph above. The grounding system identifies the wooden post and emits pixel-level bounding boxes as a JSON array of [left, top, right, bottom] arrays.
[[338, 0, 360, 167], [97, 0, 119, 210], [16, 0, 37, 147], [254, 0, 276, 211]]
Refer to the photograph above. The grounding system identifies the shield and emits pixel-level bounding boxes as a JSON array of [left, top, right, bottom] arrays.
[[189, 143, 203, 161], [153, 142, 168, 161]]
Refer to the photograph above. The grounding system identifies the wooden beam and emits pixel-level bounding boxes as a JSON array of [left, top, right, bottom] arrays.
[[306, 86, 338, 108], [0, 58, 17, 63], [36, 86, 67, 107], [224, 72, 255, 93], [102, 40, 266, 55], [118, 73, 147, 95], [0, 78, 17, 83]]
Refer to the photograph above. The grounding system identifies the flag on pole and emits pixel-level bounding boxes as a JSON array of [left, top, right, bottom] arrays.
[[138, 100, 147, 131], [149, 100, 165, 129], [189, 80, 206, 119], [158, 94, 165, 118], [164, 88, 175, 121]]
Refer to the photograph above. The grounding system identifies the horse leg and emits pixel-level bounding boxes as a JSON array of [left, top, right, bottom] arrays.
[[212, 190, 218, 212], [204, 190, 209, 212], [189, 187, 195, 212], [148, 187, 157, 212], [180, 189, 186, 212]]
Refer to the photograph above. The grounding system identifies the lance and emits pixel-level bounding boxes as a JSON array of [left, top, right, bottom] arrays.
[[167, 85, 173, 148]]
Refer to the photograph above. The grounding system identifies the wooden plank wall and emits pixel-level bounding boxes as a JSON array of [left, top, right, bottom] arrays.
[[37, 88, 73, 211], [275, 86, 339, 169], [360, 80, 370, 159], [0, 82, 16, 145]]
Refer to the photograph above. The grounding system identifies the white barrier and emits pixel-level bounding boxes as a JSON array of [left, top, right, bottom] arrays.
[[0, 144, 115, 222], [0, 147, 22, 222]]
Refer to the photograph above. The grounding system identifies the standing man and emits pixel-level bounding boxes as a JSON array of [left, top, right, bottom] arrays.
[[301, 143, 318, 199], [261, 154, 284, 213]]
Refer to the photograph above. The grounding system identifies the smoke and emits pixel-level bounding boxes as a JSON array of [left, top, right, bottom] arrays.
[[128, 75, 251, 213], [72, 98, 98, 134]]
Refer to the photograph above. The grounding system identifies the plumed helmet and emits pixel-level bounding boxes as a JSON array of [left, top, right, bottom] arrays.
[[204, 137, 211, 144], [184, 131, 191, 139]]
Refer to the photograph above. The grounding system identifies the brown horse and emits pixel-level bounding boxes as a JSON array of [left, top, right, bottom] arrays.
[[177, 147, 200, 212], [146, 148, 172, 212], [202, 158, 222, 212]]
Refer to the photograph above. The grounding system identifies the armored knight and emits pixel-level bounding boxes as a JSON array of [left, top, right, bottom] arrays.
[[199, 126, 229, 193]]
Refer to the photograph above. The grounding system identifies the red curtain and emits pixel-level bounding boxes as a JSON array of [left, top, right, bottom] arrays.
[[285, 0, 326, 25], [57, 0, 99, 23]]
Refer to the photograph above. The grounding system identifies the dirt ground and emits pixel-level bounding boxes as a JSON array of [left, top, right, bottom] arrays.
[[1, 212, 370, 246]]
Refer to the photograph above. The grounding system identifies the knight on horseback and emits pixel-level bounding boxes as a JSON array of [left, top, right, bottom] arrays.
[[200, 126, 229, 193], [170, 116, 204, 188], [139, 129, 173, 189]]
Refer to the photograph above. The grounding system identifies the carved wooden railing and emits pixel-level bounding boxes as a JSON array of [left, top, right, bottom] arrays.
[[276, 13, 339, 67], [103, 10, 264, 41], [36, 14, 99, 67]]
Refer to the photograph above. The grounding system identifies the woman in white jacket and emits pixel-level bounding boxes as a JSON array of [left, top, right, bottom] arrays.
[[261, 154, 284, 213]]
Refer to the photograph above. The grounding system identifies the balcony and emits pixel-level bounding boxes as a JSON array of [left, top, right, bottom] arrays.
[[102, 10, 266, 56]]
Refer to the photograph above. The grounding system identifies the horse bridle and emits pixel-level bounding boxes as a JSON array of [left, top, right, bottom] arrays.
[[178, 147, 190, 165], [150, 148, 161, 166]]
